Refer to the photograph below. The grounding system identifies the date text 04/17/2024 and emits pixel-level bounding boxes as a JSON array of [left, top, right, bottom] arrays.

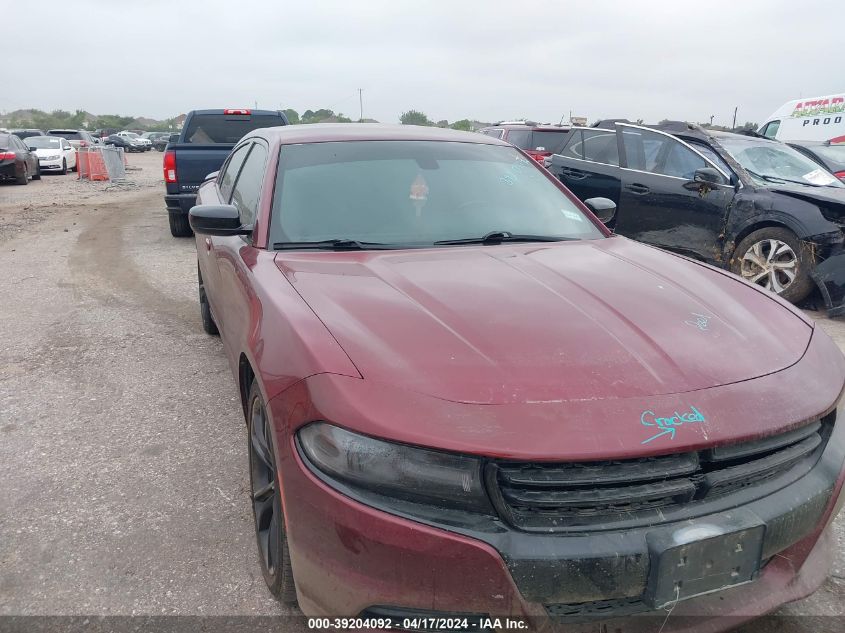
[[307, 617, 529, 630]]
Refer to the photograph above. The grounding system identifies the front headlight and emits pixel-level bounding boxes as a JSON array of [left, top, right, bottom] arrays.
[[297, 422, 492, 513]]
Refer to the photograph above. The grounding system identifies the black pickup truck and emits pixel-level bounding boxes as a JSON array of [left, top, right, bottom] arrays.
[[163, 109, 289, 236]]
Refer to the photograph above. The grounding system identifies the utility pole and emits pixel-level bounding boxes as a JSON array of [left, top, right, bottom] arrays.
[[358, 88, 363, 122], [709, 114, 715, 125], [732, 106, 738, 130]]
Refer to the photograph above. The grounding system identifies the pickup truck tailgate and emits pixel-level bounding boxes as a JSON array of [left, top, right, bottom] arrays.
[[172, 144, 234, 193]]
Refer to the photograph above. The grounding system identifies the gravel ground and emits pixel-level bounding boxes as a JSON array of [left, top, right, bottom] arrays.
[[0, 150, 843, 631]]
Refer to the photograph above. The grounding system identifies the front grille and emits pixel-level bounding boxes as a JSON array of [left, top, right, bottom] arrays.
[[546, 596, 649, 620], [491, 418, 831, 531]]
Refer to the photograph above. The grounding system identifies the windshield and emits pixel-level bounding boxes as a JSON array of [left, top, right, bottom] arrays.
[[123, 132, 139, 139], [719, 136, 844, 187], [270, 140, 604, 248], [27, 137, 62, 149]]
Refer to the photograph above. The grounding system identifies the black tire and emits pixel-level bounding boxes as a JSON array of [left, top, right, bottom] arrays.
[[197, 264, 219, 335], [168, 212, 193, 237], [60, 159, 67, 176], [71, 160, 78, 173], [15, 164, 28, 185], [246, 380, 298, 605], [731, 227, 815, 304]]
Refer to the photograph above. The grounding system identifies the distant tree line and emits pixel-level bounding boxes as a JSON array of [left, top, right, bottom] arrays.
[[399, 110, 474, 130], [284, 108, 476, 129], [3, 109, 179, 132]]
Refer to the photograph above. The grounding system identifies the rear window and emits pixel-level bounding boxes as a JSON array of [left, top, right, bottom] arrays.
[[504, 130, 532, 149], [183, 114, 285, 144], [13, 131, 43, 140], [49, 131, 82, 140], [531, 130, 570, 153], [0, 134, 10, 147], [505, 130, 570, 153]]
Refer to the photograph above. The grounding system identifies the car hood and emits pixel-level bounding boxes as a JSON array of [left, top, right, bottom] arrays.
[[276, 238, 812, 405], [767, 183, 845, 222]]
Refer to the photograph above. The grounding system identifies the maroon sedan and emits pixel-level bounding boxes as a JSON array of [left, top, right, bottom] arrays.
[[189, 124, 845, 630]]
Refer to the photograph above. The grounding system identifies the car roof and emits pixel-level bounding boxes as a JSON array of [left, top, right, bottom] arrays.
[[47, 129, 83, 133], [614, 120, 783, 145], [250, 123, 511, 146]]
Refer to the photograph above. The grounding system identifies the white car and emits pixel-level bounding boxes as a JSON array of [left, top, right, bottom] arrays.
[[26, 136, 77, 174], [117, 131, 152, 151]]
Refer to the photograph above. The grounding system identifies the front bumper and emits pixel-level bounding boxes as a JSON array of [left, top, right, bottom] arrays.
[[812, 251, 845, 318], [38, 158, 65, 170], [277, 407, 845, 630], [164, 193, 197, 215]]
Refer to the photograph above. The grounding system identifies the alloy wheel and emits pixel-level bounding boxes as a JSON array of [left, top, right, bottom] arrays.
[[739, 238, 798, 294], [248, 394, 281, 578]]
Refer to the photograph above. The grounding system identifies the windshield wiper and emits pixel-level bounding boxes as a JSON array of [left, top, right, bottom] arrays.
[[273, 239, 391, 251], [744, 168, 821, 187], [434, 231, 575, 246]]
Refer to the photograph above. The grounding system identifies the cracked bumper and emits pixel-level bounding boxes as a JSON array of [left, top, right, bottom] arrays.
[[813, 252, 845, 317]]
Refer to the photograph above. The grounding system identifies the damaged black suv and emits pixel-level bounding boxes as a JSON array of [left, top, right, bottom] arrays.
[[548, 121, 845, 315]]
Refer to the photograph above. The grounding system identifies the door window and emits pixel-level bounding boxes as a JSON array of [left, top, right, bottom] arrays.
[[581, 130, 619, 165], [230, 144, 268, 226], [760, 120, 780, 139], [621, 127, 706, 179], [687, 141, 732, 177], [559, 130, 584, 159], [621, 128, 665, 172], [662, 142, 706, 179], [219, 143, 251, 202]]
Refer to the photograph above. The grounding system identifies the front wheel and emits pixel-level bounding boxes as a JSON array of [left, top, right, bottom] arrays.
[[32, 163, 41, 180], [247, 380, 298, 604], [197, 264, 219, 335], [60, 159, 67, 175], [731, 227, 815, 303]]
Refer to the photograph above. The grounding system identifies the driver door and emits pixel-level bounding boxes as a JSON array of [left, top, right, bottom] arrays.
[[615, 125, 735, 262], [196, 142, 251, 334]]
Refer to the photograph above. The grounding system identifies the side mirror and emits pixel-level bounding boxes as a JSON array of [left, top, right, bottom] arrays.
[[583, 197, 617, 224], [203, 170, 219, 183], [189, 204, 250, 236], [693, 167, 725, 185]]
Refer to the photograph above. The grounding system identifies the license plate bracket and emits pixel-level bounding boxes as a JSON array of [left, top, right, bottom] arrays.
[[645, 511, 765, 608]]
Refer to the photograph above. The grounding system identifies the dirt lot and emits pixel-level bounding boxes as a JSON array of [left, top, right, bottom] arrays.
[[0, 149, 843, 631]]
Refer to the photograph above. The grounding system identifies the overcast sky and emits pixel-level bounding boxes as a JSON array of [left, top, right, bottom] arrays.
[[6, 0, 843, 126]]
